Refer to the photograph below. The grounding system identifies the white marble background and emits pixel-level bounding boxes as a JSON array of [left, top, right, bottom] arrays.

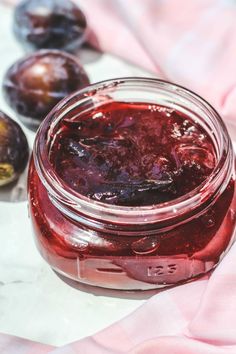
[[0, 2, 158, 347]]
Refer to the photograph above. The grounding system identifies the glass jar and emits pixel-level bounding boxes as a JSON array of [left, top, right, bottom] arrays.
[[28, 78, 236, 290]]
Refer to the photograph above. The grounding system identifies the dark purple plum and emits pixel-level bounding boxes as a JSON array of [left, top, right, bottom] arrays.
[[0, 111, 29, 186], [3, 50, 90, 130], [13, 0, 87, 52]]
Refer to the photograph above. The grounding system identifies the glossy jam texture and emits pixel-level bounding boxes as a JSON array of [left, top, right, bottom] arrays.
[[49, 102, 216, 206]]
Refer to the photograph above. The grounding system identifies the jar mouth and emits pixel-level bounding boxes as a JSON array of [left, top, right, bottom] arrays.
[[34, 77, 233, 224]]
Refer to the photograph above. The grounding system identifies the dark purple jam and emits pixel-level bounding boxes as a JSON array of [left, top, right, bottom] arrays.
[[49, 102, 216, 206]]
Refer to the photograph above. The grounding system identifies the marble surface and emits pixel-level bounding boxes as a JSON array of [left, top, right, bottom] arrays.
[[0, 2, 158, 347]]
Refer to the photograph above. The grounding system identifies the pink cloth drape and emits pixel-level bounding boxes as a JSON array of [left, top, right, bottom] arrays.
[[2, 0, 236, 353], [80, 0, 236, 125]]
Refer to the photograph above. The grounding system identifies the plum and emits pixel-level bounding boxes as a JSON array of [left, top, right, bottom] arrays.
[[0, 111, 29, 186], [3, 50, 90, 130], [13, 0, 87, 52]]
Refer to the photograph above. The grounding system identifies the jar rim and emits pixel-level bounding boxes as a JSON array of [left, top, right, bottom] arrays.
[[33, 77, 233, 225]]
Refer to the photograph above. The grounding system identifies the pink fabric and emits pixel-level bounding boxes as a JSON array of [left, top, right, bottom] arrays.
[[2, 0, 236, 353], [0, 333, 53, 353], [80, 0, 236, 125]]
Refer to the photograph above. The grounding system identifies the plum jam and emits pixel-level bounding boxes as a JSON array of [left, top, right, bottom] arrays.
[[49, 102, 216, 206], [28, 78, 236, 290]]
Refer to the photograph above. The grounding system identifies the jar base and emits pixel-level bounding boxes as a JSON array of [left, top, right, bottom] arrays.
[[50, 264, 214, 292]]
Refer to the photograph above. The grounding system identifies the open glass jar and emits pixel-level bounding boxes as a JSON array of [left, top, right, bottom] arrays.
[[28, 78, 236, 290]]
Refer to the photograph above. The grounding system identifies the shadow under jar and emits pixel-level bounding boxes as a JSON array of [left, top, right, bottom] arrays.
[[28, 78, 236, 290]]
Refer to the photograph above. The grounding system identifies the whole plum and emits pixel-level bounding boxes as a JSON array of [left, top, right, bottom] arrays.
[[3, 50, 90, 130], [0, 111, 29, 186], [14, 0, 87, 52]]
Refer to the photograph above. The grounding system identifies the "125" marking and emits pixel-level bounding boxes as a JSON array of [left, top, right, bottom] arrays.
[[147, 264, 177, 277]]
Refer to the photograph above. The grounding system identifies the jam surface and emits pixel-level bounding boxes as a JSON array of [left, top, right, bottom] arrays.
[[49, 102, 216, 206]]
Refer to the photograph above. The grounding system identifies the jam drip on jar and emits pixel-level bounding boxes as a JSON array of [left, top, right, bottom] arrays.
[[49, 102, 216, 206]]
